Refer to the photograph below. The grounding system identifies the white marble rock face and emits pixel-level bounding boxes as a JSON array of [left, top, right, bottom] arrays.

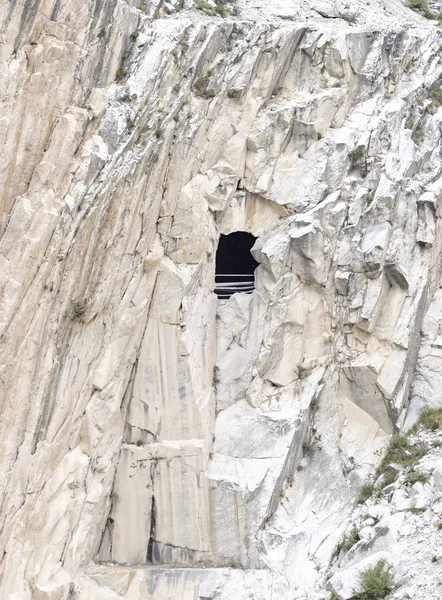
[[2, 0, 442, 598]]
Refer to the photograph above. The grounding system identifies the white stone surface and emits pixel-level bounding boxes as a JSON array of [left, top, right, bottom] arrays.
[[2, 0, 442, 599]]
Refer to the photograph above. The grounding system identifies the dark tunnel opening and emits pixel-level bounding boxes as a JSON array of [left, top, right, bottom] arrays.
[[214, 232, 258, 299]]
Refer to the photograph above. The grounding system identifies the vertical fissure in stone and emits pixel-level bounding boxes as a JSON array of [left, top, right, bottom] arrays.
[[147, 495, 156, 562]]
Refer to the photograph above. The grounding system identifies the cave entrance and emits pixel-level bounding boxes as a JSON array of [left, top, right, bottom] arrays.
[[214, 232, 258, 299]]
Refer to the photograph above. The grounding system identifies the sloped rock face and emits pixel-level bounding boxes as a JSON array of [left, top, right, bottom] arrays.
[[2, 1, 442, 599], [326, 423, 442, 600]]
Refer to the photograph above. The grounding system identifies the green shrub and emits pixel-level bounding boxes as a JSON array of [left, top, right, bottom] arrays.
[[406, 470, 429, 485], [429, 85, 442, 112], [332, 526, 360, 559], [193, 77, 207, 94], [423, 8, 436, 18], [349, 147, 364, 164], [348, 147, 368, 177], [407, 0, 438, 17], [195, 0, 236, 16], [353, 559, 393, 599], [405, 117, 415, 129], [357, 418, 431, 511], [358, 484, 376, 504], [115, 66, 127, 82], [412, 124, 424, 143], [376, 435, 427, 485], [381, 466, 398, 487], [407, 0, 434, 17], [193, 69, 215, 97], [213, 366, 220, 385], [194, 0, 213, 13], [412, 407, 442, 432], [130, 29, 140, 42], [408, 506, 426, 514]]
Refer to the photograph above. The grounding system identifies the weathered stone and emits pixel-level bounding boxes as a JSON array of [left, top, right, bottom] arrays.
[[2, 1, 442, 599]]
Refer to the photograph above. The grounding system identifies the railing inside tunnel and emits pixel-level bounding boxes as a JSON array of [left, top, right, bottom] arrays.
[[214, 274, 255, 299]]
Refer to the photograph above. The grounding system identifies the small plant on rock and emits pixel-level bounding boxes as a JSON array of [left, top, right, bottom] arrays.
[[406, 470, 429, 485], [408, 506, 426, 514], [71, 301, 87, 320], [298, 364, 311, 380], [130, 29, 140, 42], [358, 484, 376, 504], [193, 69, 214, 97], [428, 85, 442, 112], [348, 146, 368, 177], [349, 147, 364, 164], [411, 407, 442, 432], [195, 0, 237, 17], [412, 124, 425, 144], [407, 0, 435, 18], [115, 66, 128, 82], [376, 434, 427, 488], [332, 526, 360, 559], [352, 559, 394, 599]]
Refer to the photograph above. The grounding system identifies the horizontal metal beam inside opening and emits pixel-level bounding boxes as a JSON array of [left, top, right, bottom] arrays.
[[215, 282, 254, 287], [214, 273, 255, 299]]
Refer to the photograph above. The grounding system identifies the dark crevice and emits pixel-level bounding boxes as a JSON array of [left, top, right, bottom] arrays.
[[147, 495, 156, 563]]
